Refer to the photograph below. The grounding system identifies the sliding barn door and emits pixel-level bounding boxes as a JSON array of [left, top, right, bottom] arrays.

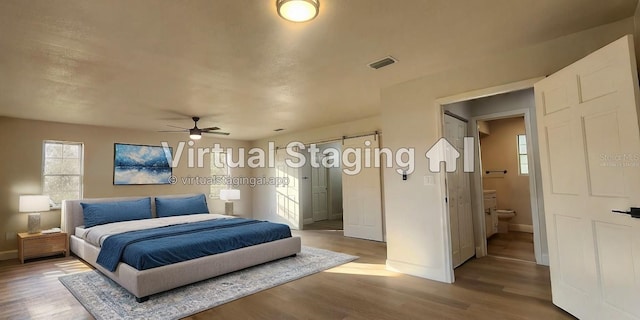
[[342, 135, 384, 241]]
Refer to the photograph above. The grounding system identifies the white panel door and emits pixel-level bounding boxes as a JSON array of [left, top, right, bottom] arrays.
[[445, 115, 475, 268], [534, 35, 640, 320], [311, 153, 329, 221], [342, 136, 384, 241]]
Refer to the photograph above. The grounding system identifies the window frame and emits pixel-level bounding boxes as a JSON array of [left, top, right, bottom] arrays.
[[517, 134, 529, 176], [42, 140, 84, 209], [210, 151, 230, 199]]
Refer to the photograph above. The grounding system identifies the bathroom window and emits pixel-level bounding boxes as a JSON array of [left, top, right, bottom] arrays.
[[42, 140, 84, 208], [517, 134, 529, 175]]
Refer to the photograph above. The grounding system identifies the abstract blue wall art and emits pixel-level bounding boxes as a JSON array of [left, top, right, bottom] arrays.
[[113, 143, 173, 185]]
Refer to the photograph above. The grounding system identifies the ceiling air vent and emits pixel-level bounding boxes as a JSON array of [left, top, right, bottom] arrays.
[[368, 56, 398, 70]]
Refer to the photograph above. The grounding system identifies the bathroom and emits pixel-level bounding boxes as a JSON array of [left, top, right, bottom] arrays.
[[443, 88, 545, 265], [480, 116, 534, 262]]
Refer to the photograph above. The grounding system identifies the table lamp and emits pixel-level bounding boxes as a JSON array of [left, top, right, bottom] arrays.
[[19, 195, 50, 234], [219, 189, 240, 215]]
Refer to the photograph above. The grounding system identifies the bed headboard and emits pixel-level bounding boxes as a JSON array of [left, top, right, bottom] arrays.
[[61, 194, 206, 234]]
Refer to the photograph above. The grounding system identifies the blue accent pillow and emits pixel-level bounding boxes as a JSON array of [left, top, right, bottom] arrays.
[[155, 194, 209, 217], [81, 198, 152, 228]]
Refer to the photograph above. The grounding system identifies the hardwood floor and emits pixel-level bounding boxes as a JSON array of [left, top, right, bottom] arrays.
[[303, 219, 344, 231], [0, 255, 92, 319], [0, 230, 574, 320], [487, 231, 536, 262]]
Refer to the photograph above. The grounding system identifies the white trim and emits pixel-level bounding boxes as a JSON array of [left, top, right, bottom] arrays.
[[435, 77, 544, 105], [509, 223, 534, 233], [471, 109, 545, 266], [540, 253, 549, 266], [436, 76, 547, 282], [0, 250, 17, 261], [386, 259, 451, 283]]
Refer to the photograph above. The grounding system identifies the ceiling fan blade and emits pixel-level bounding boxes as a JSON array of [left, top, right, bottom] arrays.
[[166, 125, 188, 129], [201, 126, 221, 131], [203, 131, 231, 136], [158, 130, 187, 133]]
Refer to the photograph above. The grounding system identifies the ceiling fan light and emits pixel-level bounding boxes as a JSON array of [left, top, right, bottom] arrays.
[[189, 128, 202, 140], [277, 0, 319, 23]]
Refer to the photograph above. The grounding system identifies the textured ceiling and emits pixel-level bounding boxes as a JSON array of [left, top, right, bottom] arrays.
[[0, 0, 637, 140]]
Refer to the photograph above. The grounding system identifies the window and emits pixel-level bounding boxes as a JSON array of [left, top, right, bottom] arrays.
[[42, 141, 84, 208], [517, 134, 529, 175], [210, 152, 229, 199]]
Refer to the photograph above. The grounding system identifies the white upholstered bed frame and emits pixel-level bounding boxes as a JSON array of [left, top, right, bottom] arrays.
[[61, 194, 301, 302]]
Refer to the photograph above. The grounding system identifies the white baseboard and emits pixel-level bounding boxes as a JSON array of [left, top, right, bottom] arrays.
[[509, 223, 533, 233], [0, 250, 17, 261], [386, 259, 451, 283], [303, 218, 314, 225], [539, 253, 550, 266]]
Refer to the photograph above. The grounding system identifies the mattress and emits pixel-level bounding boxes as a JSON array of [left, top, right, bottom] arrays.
[[80, 214, 230, 247]]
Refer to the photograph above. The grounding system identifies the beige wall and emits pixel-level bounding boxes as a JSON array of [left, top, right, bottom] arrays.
[[251, 116, 381, 228], [480, 117, 532, 227], [0, 116, 253, 254], [381, 18, 635, 281]]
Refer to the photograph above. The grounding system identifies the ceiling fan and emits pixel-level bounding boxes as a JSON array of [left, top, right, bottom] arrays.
[[160, 117, 230, 139]]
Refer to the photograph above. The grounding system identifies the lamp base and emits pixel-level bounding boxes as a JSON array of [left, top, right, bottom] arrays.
[[225, 201, 234, 216], [28, 213, 41, 234]]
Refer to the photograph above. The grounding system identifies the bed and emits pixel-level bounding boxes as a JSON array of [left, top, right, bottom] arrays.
[[62, 194, 301, 302]]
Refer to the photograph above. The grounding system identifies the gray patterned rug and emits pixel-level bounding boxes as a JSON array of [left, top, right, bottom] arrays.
[[59, 246, 357, 320]]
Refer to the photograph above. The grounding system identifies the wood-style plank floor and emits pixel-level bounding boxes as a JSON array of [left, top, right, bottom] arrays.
[[303, 219, 344, 231], [0, 230, 574, 320], [487, 231, 536, 262]]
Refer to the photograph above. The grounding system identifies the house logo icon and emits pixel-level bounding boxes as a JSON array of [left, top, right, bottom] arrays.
[[425, 137, 474, 173]]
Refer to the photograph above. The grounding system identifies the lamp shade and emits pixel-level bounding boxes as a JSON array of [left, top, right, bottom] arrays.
[[19, 195, 50, 213], [219, 189, 241, 201]]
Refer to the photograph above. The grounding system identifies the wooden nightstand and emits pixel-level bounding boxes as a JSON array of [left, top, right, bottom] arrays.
[[17, 232, 69, 264]]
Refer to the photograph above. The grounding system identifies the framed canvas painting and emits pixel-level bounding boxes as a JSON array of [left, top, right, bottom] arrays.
[[113, 143, 173, 185]]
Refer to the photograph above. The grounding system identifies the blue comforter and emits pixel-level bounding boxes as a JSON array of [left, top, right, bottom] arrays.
[[96, 218, 292, 271]]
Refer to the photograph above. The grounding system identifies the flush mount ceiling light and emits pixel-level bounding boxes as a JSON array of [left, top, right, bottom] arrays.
[[277, 0, 319, 23]]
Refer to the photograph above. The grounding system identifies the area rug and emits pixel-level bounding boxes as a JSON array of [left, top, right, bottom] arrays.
[[59, 246, 356, 320]]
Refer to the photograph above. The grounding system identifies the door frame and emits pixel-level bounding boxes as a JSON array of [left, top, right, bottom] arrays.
[[470, 108, 545, 265], [435, 77, 546, 282]]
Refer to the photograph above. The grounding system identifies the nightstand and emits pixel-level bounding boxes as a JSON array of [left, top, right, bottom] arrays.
[[17, 232, 69, 264]]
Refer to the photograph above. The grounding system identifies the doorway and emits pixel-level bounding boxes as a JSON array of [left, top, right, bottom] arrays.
[[478, 115, 535, 262], [302, 142, 344, 231], [439, 83, 549, 276]]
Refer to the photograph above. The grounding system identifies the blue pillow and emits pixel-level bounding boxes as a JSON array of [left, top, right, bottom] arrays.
[[155, 194, 209, 217], [81, 198, 152, 228]]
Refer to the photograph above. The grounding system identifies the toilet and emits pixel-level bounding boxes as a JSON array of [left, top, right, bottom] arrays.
[[496, 209, 516, 234]]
